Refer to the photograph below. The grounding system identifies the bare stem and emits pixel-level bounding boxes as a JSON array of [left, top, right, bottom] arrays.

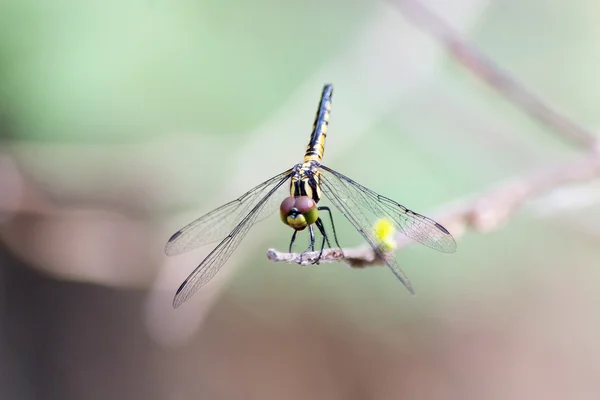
[[267, 247, 388, 269]]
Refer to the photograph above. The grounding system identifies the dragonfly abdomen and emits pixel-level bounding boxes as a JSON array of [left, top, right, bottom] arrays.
[[304, 84, 333, 163]]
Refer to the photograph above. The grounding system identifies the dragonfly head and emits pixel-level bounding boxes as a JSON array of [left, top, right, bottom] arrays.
[[280, 196, 318, 230]]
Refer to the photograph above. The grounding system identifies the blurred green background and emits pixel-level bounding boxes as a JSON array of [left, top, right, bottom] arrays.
[[1, 0, 600, 399]]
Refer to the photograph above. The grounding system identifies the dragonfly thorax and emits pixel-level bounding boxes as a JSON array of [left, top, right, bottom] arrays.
[[280, 196, 318, 231], [290, 161, 322, 203]]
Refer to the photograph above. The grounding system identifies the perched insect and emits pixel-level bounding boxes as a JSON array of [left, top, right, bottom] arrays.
[[166, 84, 457, 308]]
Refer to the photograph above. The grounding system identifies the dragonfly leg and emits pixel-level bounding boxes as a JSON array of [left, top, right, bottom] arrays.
[[298, 225, 316, 264], [318, 206, 343, 253], [288, 230, 298, 253], [308, 225, 316, 252], [314, 218, 328, 264], [316, 217, 332, 249]]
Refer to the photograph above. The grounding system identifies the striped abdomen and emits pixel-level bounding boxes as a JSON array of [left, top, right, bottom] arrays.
[[303, 84, 333, 163]]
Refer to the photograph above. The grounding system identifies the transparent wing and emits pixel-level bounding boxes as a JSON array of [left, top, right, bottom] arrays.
[[319, 166, 457, 294], [172, 172, 292, 308], [165, 169, 293, 256], [320, 165, 457, 253]]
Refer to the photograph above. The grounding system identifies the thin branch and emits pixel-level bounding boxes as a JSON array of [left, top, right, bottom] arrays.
[[267, 153, 600, 267], [390, 0, 598, 150], [267, 247, 388, 269]]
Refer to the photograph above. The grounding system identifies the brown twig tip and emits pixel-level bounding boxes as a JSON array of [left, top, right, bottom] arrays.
[[266, 247, 388, 269]]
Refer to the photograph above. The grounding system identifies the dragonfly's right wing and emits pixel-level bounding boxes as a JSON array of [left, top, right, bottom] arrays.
[[318, 167, 416, 294], [320, 165, 457, 253], [165, 169, 293, 256], [172, 171, 292, 308]]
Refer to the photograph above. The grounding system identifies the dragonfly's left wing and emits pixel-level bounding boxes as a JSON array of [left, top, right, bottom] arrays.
[[319, 165, 457, 294], [173, 171, 292, 308]]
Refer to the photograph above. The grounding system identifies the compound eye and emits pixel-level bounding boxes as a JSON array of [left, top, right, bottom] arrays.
[[295, 196, 315, 213], [280, 197, 296, 215]]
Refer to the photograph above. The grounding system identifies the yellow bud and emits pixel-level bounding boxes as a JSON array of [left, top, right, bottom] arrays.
[[373, 218, 397, 252]]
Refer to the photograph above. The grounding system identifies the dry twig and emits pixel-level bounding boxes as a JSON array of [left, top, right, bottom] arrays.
[[267, 247, 387, 269]]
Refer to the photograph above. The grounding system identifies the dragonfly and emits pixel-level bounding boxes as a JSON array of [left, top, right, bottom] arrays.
[[166, 84, 457, 308]]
